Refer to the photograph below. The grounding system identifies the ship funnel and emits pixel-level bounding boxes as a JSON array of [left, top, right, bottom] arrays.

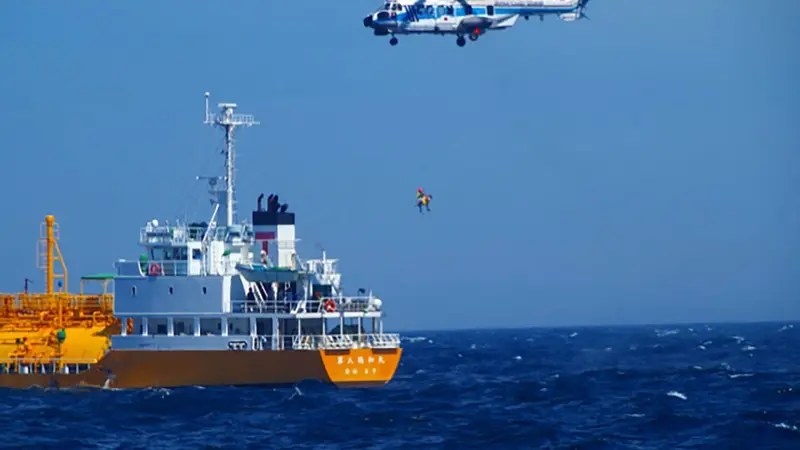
[[252, 195, 296, 268]]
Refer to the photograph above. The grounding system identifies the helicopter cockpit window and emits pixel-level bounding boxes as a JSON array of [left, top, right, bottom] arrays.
[[383, 2, 391, 10]]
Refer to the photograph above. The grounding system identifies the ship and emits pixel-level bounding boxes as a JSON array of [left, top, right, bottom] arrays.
[[0, 92, 402, 389]]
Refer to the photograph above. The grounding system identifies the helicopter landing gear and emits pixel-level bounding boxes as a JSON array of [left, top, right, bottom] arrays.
[[389, 36, 398, 46], [468, 33, 479, 41], [456, 35, 465, 47]]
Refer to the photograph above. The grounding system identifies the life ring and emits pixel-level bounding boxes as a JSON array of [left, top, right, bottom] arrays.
[[324, 299, 336, 313], [148, 263, 163, 276]]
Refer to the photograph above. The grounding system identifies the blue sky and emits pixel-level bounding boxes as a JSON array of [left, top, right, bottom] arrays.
[[1, 1, 798, 331]]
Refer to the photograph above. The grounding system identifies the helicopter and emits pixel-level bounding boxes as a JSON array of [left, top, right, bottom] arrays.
[[363, 0, 591, 47]]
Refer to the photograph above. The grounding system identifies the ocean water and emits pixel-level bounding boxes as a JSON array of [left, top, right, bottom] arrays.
[[1, 322, 799, 449]]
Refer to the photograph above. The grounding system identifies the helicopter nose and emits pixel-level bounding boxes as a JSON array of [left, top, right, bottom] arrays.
[[363, 15, 374, 27]]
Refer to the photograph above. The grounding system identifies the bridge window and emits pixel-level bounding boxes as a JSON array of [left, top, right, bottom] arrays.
[[173, 317, 194, 336], [446, 6, 454, 15], [426, 6, 433, 15], [436, 6, 443, 16], [150, 247, 188, 261], [228, 318, 251, 335], [175, 247, 188, 261], [148, 318, 168, 335], [256, 318, 272, 335], [487, 5, 495, 15], [150, 247, 168, 260], [200, 318, 221, 336]]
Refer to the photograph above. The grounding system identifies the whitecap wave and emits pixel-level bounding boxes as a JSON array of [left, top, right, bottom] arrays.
[[655, 329, 679, 337], [774, 422, 799, 432], [667, 390, 687, 400]]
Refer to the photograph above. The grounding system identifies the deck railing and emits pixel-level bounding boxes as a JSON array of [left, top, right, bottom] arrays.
[[0, 293, 113, 315], [140, 226, 230, 245], [231, 296, 382, 314], [116, 258, 248, 277], [0, 357, 99, 375], [290, 333, 400, 350], [115, 259, 190, 277]]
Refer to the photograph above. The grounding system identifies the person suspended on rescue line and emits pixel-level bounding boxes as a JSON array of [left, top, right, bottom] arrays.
[[416, 188, 432, 213]]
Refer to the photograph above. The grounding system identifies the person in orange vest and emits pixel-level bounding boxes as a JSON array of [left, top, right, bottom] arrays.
[[416, 188, 432, 213]]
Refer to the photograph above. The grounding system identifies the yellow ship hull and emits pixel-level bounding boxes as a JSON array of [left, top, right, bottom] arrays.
[[1, 215, 403, 390], [0, 347, 402, 389]]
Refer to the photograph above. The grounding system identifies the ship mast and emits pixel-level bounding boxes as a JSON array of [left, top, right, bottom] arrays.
[[203, 92, 260, 227]]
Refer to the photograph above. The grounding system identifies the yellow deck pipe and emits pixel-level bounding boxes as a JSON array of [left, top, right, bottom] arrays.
[[46, 215, 54, 296], [44, 215, 64, 329]]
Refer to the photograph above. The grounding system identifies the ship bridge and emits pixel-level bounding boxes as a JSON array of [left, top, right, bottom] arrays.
[[113, 218, 255, 278]]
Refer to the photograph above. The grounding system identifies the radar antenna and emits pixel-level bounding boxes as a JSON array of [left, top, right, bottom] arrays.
[[203, 91, 260, 227]]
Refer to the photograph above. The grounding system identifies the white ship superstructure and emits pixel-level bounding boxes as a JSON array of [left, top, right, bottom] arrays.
[[110, 92, 400, 356]]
